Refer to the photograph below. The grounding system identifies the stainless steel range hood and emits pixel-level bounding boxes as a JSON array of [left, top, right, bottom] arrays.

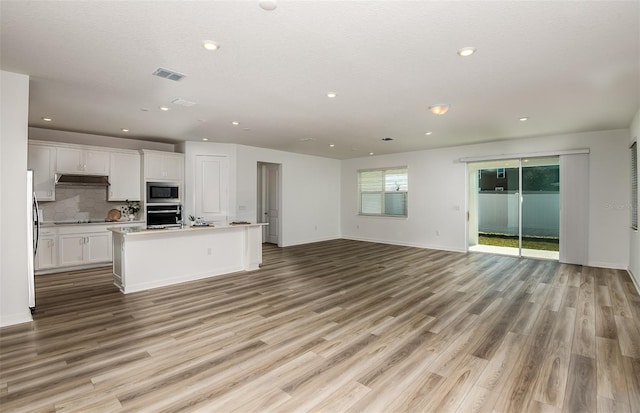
[[55, 174, 110, 186]]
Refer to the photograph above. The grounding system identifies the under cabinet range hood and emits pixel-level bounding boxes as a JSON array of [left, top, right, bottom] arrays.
[[55, 173, 110, 186]]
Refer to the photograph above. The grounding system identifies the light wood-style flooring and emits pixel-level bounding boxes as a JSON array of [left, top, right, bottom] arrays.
[[2, 239, 640, 412]]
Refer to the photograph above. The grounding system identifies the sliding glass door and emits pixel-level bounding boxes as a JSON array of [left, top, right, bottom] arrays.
[[468, 156, 559, 260], [468, 159, 521, 256], [521, 157, 560, 259]]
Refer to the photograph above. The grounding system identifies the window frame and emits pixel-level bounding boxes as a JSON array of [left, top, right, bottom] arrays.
[[357, 166, 408, 218]]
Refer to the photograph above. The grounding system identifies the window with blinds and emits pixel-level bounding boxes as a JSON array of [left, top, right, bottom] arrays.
[[358, 167, 408, 217], [632, 141, 638, 230]]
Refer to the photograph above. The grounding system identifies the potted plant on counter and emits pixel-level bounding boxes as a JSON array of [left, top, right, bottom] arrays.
[[123, 200, 141, 221]]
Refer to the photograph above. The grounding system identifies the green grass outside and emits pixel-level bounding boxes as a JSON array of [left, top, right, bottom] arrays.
[[479, 234, 559, 251]]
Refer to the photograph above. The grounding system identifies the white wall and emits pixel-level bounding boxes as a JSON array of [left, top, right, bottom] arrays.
[[1, 71, 32, 326], [29, 127, 175, 152], [341, 129, 630, 269], [630, 108, 640, 288], [236, 145, 341, 247]]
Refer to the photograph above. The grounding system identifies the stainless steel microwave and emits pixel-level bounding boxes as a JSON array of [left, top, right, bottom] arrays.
[[146, 182, 180, 203]]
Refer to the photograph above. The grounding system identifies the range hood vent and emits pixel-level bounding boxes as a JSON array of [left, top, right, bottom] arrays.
[[55, 174, 110, 186]]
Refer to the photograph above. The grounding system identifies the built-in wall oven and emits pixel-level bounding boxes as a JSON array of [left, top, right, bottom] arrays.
[[146, 204, 182, 229]]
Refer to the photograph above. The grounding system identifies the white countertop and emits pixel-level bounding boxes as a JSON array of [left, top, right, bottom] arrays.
[[42, 220, 145, 228], [110, 222, 267, 236]]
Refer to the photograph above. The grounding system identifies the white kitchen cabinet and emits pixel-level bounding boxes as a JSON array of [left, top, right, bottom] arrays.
[[143, 150, 184, 181], [59, 230, 112, 267], [35, 228, 58, 270], [57, 147, 109, 175], [37, 223, 143, 273], [195, 155, 229, 222], [27, 144, 56, 201], [109, 151, 141, 201], [85, 232, 112, 263]]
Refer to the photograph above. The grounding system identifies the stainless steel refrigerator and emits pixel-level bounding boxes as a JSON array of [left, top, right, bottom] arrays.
[[26, 170, 40, 313]]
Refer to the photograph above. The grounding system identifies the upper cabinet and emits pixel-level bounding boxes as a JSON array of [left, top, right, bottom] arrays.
[[108, 151, 141, 201], [27, 143, 56, 201], [142, 150, 184, 181], [57, 147, 109, 175]]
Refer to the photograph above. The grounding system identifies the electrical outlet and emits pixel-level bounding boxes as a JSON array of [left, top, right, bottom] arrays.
[[436, 230, 440, 236], [207, 248, 212, 255]]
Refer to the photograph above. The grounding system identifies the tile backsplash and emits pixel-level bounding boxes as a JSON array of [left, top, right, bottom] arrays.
[[39, 187, 130, 222]]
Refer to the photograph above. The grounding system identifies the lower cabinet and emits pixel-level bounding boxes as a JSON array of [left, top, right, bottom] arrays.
[[59, 231, 112, 267], [36, 223, 143, 273], [35, 229, 58, 270]]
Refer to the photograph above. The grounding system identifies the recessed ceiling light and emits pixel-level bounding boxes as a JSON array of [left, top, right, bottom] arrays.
[[369, 152, 375, 156], [202, 40, 220, 51], [425, 131, 433, 135], [121, 128, 129, 132], [243, 127, 251, 131], [42, 117, 52, 122], [327, 92, 337, 98], [457, 47, 476, 57], [429, 104, 450, 115], [159, 106, 170, 111], [259, 0, 277, 11], [232, 121, 239, 126], [140, 108, 149, 112], [381, 137, 393, 141], [329, 144, 335, 148], [519, 117, 529, 122], [202, 138, 209, 141]]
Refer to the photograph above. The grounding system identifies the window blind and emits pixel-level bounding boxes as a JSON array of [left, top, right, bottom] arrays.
[[559, 154, 589, 265], [632, 142, 638, 230], [358, 167, 408, 217]]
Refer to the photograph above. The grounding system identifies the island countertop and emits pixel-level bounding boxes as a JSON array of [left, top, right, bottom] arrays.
[[109, 222, 266, 236], [110, 222, 267, 294]]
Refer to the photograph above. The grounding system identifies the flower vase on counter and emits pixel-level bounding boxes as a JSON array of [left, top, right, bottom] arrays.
[[122, 200, 140, 222]]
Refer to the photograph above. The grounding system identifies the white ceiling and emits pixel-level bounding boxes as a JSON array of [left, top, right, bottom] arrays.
[[1, 1, 638, 159]]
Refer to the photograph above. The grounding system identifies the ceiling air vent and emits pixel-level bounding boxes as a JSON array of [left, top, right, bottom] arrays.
[[152, 67, 186, 82], [171, 98, 197, 107]]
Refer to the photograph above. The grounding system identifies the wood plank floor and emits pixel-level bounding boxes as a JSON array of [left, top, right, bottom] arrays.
[[2, 239, 640, 412]]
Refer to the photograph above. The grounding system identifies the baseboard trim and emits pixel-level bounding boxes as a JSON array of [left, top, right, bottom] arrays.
[[341, 236, 467, 254], [587, 261, 627, 270], [628, 268, 640, 295]]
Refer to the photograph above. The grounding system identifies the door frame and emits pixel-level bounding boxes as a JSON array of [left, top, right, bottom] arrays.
[[257, 162, 282, 246], [466, 156, 560, 260]]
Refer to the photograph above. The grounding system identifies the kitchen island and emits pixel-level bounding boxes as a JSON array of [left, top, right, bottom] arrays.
[[109, 223, 267, 293]]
